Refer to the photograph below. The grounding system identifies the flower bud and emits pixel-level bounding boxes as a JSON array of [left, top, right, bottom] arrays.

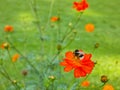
[[22, 70, 28, 76], [68, 22, 72, 27], [94, 43, 99, 48], [94, 61, 97, 64], [72, 29, 77, 34], [101, 75, 108, 83], [12, 80, 17, 84], [50, 24, 55, 28], [48, 75, 56, 81], [0, 59, 3, 65], [1, 42, 9, 49], [57, 44, 62, 51]]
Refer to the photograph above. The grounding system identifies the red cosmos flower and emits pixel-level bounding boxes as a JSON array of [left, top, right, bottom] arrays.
[[73, 0, 88, 12], [60, 49, 94, 78]]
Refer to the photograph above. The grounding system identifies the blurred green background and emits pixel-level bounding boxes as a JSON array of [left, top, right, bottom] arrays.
[[0, 0, 120, 90]]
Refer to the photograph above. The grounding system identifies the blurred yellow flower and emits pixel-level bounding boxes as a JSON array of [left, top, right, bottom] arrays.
[[48, 75, 56, 81], [12, 54, 20, 62], [103, 84, 114, 90], [1, 42, 9, 49]]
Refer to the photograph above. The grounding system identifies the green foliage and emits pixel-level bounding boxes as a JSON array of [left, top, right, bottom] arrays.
[[0, 0, 120, 90]]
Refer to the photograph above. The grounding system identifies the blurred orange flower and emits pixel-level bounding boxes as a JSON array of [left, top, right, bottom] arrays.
[[51, 16, 59, 22], [12, 54, 20, 62], [73, 0, 88, 12], [103, 84, 114, 90], [60, 49, 94, 78], [81, 80, 90, 87], [4, 25, 14, 32], [85, 23, 94, 32]]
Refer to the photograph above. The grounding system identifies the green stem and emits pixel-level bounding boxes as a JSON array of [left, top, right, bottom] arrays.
[[29, 0, 44, 39], [61, 12, 83, 43], [51, 51, 61, 62], [7, 49, 18, 73], [51, 34, 76, 63], [0, 68, 12, 81], [0, 65, 20, 89], [62, 33, 77, 50], [29, 0, 45, 55], [76, 75, 90, 90], [51, 33, 76, 62], [6, 38, 40, 75], [44, 0, 54, 31]]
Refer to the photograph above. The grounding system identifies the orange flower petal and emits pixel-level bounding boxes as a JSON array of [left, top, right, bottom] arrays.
[[60, 61, 68, 66], [81, 56, 94, 74], [64, 65, 73, 72], [74, 68, 86, 78], [65, 51, 74, 58], [65, 58, 81, 68], [82, 63, 94, 74], [82, 54, 92, 61], [73, 0, 88, 12]]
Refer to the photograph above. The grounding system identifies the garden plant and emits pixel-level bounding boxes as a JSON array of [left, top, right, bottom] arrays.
[[0, 0, 120, 90]]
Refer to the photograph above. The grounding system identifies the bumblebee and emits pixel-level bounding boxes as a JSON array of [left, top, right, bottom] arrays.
[[74, 49, 84, 59]]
